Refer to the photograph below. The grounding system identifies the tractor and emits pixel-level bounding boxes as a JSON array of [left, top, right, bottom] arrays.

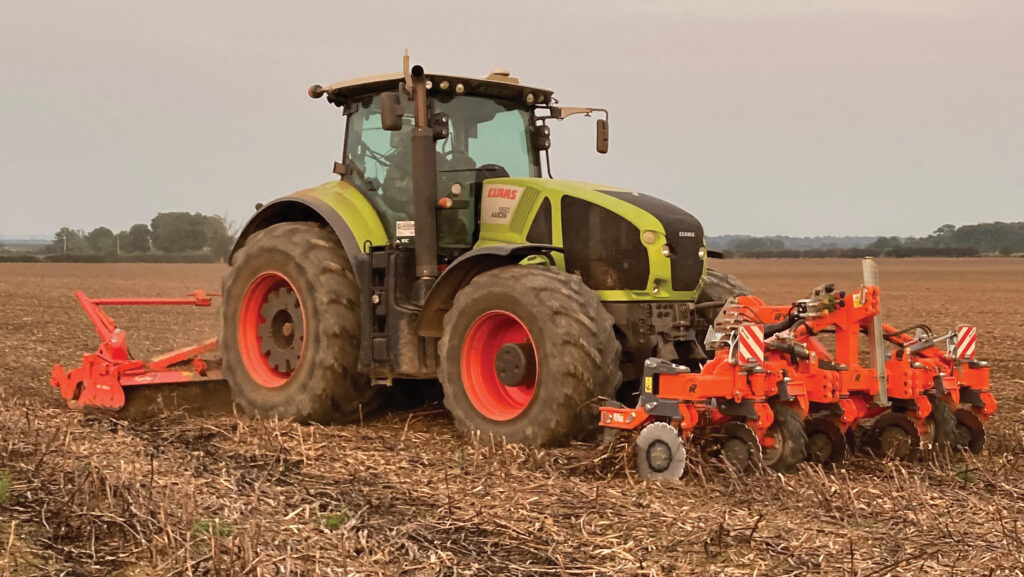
[[54, 55, 746, 447]]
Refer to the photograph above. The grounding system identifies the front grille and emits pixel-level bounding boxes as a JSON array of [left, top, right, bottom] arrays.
[[561, 196, 649, 290], [667, 232, 703, 292], [597, 190, 704, 293]]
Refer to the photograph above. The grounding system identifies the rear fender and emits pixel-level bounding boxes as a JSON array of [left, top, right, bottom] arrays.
[[417, 244, 562, 338], [231, 181, 388, 270]]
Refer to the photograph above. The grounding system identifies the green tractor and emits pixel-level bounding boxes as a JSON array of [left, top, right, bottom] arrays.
[[221, 56, 744, 446]]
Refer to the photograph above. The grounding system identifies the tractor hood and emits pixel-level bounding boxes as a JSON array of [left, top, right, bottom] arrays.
[[477, 177, 707, 299]]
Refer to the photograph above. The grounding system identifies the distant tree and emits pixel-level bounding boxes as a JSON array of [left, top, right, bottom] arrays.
[[51, 227, 89, 254], [204, 215, 233, 260], [150, 212, 207, 253], [867, 236, 903, 250], [124, 223, 152, 253], [731, 237, 785, 251], [85, 227, 117, 254]]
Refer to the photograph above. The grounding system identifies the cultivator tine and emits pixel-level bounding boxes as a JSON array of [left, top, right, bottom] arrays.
[[600, 261, 997, 481]]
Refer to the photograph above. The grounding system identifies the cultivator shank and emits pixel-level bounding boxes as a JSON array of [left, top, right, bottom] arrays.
[[602, 259, 997, 479], [51, 290, 222, 410]]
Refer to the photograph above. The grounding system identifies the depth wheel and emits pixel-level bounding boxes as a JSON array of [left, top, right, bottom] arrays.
[[720, 421, 762, 472], [869, 412, 922, 460], [928, 399, 958, 451], [221, 222, 377, 423], [805, 416, 849, 465], [439, 266, 621, 446], [635, 422, 687, 481], [953, 408, 986, 454], [761, 403, 808, 473]]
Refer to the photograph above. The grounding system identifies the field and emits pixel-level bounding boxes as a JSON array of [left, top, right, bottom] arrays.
[[1, 259, 1023, 576]]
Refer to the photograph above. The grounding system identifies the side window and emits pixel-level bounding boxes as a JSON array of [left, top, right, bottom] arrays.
[[526, 197, 552, 244], [345, 96, 415, 237]]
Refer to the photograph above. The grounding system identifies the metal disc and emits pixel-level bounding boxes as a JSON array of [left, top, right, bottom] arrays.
[[721, 421, 763, 472], [953, 408, 986, 454], [869, 412, 922, 461], [805, 416, 849, 465], [635, 421, 686, 481]]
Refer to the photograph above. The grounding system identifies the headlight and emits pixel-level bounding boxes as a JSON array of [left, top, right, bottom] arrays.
[[661, 244, 673, 257], [698, 247, 706, 259], [642, 231, 657, 244]]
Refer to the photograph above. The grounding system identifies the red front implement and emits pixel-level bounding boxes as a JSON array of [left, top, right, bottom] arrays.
[[51, 290, 221, 410]]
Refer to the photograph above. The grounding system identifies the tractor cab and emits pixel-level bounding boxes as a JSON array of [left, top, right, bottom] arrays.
[[342, 90, 540, 251], [310, 62, 607, 259]]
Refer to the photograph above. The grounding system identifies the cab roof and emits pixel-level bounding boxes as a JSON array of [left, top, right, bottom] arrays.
[[308, 70, 555, 108]]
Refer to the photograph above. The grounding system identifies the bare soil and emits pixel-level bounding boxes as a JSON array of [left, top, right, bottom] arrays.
[[1, 259, 1023, 576]]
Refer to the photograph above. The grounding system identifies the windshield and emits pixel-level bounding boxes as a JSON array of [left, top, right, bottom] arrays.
[[433, 95, 540, 178]]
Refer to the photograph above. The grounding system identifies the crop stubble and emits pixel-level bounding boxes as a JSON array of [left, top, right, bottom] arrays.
[[0, 260, 1022, 576]]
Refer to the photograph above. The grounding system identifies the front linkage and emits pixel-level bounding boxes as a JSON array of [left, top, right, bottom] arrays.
[[601, 258, 996, 480]]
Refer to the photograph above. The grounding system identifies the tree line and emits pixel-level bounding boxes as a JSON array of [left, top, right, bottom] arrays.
[[46, 212, 235, 260], [715, 222, 1023, 258]]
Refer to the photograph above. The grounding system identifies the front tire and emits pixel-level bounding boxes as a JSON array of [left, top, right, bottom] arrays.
[[221, 222, 377, 423], [438, 266, 621, 446]]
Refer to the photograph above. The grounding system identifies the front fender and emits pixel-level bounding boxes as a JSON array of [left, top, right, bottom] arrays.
[[417, 244, 562, 338]]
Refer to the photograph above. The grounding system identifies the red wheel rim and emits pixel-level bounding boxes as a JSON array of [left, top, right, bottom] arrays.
[[238, 272, 305, 388], [461, 310, 538, 421]]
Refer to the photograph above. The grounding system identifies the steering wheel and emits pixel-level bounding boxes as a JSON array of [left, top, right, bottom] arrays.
[[440, 150, 476, 172]]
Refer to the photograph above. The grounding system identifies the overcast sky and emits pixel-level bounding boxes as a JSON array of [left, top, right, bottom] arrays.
[[1, 0, 1021, 239]]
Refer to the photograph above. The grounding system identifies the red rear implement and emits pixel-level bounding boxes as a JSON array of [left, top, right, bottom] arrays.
[[50, 290, 221, 410]]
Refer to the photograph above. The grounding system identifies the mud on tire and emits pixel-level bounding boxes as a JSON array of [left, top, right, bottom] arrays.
[[438, 265, 622, 446], [221, 222, 377, 423]]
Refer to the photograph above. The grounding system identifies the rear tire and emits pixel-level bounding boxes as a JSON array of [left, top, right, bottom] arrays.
[[221, 222, 377, 423], [439, 266, 622, 446]]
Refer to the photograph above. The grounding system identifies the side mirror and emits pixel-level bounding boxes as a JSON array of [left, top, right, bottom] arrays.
[[532, 124, 551, 151], [381, 92, 404, 131], [596, 119, 609, 154]]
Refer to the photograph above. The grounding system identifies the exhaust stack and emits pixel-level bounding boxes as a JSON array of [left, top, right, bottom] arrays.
[[409, 63, 439, 301]]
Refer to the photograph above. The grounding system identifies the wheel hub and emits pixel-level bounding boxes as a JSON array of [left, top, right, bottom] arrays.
[[259, 286, 304, 373], [494, 342, 536, 387], [808, 432, 833, 462], [722, 438, 751, 469], [806, 417, 848, 464], [646, 440, 673, 473], [238, 271, 306, 388]]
